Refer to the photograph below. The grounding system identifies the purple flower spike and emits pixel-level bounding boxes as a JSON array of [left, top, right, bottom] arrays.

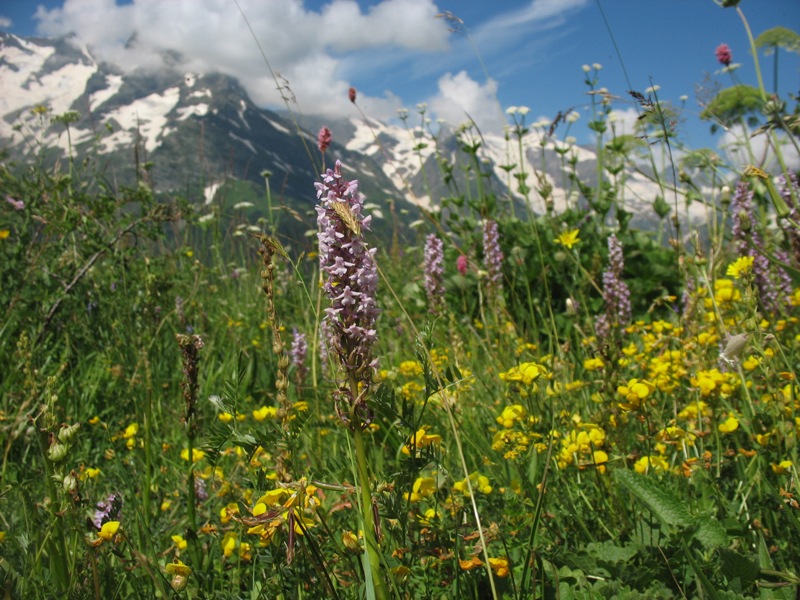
[[291, 328, 308, 385], [483, 219, 503, 299], [315, 160, 380, 388], [596, 234, 631, 339], [731, 181, 790, 313], [424, 234, 445, 315]]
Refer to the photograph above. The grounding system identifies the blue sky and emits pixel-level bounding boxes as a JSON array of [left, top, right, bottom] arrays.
[[1, 0, 798, 150]]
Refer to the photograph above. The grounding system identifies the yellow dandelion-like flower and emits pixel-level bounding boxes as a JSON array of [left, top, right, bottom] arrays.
[[555, 229, 580, 249], [726, 255, 754, 279]]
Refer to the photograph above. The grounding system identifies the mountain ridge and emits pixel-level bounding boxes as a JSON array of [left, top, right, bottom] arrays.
[[1, 31, 702, 236]]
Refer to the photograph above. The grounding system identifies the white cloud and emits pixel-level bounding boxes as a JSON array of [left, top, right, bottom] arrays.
[[471, 0, 589, 49], [427, 71, 504, 132], [720, 124, 800, 173], [33, 0, 449, 119], [0, 16, 13, 29], [608, 108, 639, 136]]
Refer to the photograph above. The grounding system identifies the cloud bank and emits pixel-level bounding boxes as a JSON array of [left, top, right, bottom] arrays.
[[31, 0, 594, 130], [33, 0, 449, 120]]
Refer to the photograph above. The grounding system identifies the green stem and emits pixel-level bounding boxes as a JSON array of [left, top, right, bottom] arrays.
[[350, 377, 388, 600], [37, 426, 70, 596]]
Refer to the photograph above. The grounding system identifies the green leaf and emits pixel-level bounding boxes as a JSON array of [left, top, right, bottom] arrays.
[[694, 517, 728, 549], [614, 468, 692, 529], [719, 548, 760, 590]]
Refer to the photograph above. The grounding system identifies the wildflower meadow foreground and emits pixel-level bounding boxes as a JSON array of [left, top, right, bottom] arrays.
[[1, 5, 800, 600]]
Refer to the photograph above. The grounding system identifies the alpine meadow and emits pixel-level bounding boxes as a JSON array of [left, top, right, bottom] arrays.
[[2, 1, 800, 599]]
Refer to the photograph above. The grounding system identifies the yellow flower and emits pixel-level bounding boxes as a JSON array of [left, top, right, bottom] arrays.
[[399, 360, 423, 377], [633, 456, 669, 474], [83, 467, 101, 479], [496, 404, 527, 429], [160, 500, 172, 511], [459, 556, 484, 570], [583, 357, 604, 371], [342, 530, 362, 552], [718, 415, 739, 433], [488, 557, 510, 577], [401, 428, 442, 455], [218, 412, 234, 423], [97, 521, 120, 543], [500, 362, 547, 386], [726, 255, 754, 279], [555, 229, 580, 249], [171, 534, 188, 551], [0, 531, 6, 543], [180, 448, 206, 462], [166, 559, 191, 577], [252, 406, 277, 421], [617, 378, 656, 411], [0, 230, 10, 240], [591, 450, 609, 474], [404, 476, 436, 503], [771, 460, 793, 475], [221, 532, 237, 558], [166, 559, 191, 591]]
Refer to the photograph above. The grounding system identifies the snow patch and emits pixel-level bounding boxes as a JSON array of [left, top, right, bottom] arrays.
[[0, 38, 96, 139], [204, 181, 221, 205], [229, 131, 256, 153], [264, 116, 290, 134], [99, 86, 181, 154], [89, 74, 123, 112], [177, 103, 209, 120]]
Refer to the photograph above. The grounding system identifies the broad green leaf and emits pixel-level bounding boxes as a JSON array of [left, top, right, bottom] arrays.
[[614, 468, 692, 529]]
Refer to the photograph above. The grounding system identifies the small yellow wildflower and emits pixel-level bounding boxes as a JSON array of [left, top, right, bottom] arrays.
[[180, 448, 206, 462], [634, 455, 669, 474], [221, 532, 237, 558], [488, 557, 510, 577], [90, 520, 120, 546], [252, 406, 277, 421], [718, 415, 739, 433], [165, 559, 191, 592], [555, 229, 580, 249], [404, 476, 437, 503], [459, 556, 484, 570], [500, 362, 547, 386], [171, 534, 188, 551], [583, 357, 604, 371], [342, 530, 361, 552], [726, 255, 754, 279], [771, 460, 793, 475], [83, 467, 101, 479], [617, 378, 656, 411], [399, 360, 423, 377], [218, 412, 234, 423], [496, 404, 528, 429], [401, 428, 442, 455]]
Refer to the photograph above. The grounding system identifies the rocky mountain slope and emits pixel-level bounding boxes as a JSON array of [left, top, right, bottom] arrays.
[[1, 32, 698, 237]]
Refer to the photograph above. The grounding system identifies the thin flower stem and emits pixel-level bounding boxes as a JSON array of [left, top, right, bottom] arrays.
[[350, 385, 388, 600]]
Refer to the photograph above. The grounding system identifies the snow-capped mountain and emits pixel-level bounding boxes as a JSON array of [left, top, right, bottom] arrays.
[[1, 32, 699, 234], [0, 32, 415, 239]]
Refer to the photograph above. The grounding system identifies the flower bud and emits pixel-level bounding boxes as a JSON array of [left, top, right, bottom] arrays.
[[48, 442, 69, 462], [63, 473, 78, 493], [58, 422, 81, 444]]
